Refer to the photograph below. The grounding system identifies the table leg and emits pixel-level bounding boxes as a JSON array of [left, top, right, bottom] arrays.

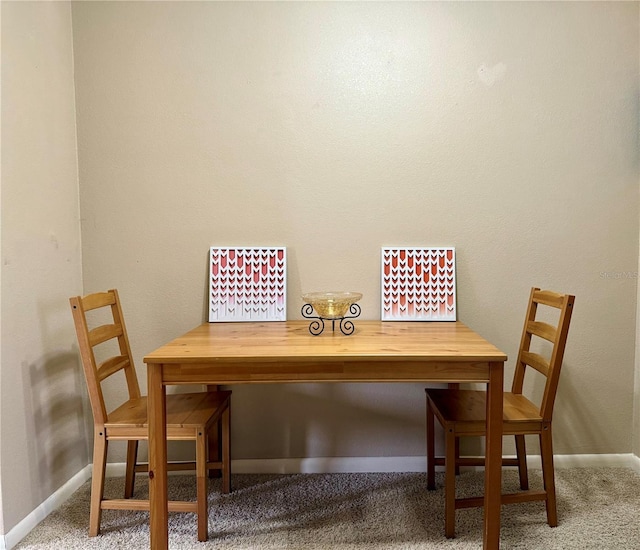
[[483, 361, 504, 549], [148, 364, 168, 550]]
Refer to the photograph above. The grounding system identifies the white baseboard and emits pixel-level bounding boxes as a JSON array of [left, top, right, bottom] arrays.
[[231, 456, 428, 474], [230, 453, 639, 474], [1, 465, 91, 550], [629, 454, 640, 473], [2, 454, 639, 550], [543, 453, 635, 469]]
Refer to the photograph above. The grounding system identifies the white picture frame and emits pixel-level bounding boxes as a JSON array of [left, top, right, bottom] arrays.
[[209, 247, 286, 322]]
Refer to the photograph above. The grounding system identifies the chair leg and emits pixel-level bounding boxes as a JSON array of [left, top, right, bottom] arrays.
[[124, 440, 139, 498], [426, 397, 436, 490], [221, 405, 231, 494], [444, 428, 457, 538], [540, 426, 558, 527], [89, 428, 108, 537], [514, 434, 529, 490], [196, 429, 208, 542]]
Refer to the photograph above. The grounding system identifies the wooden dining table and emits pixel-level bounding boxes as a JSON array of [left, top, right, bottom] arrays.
[[144, 320, 507, 549]]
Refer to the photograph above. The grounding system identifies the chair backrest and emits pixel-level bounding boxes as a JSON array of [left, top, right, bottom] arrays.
[[510, 287, 575, 422], [70, 289, 141, 426]]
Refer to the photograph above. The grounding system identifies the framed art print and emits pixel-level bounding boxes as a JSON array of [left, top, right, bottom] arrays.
[[209, 247, 286, 322], [381, 247, 456, 321]]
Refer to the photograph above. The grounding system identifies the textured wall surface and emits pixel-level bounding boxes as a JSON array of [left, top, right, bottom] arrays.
[[70, 1, 639, 463], [1, 1, 85, 534], [3, 1, 639, 545]]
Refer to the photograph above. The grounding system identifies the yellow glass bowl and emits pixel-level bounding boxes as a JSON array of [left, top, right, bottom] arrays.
[[302, 292, 363, 319]]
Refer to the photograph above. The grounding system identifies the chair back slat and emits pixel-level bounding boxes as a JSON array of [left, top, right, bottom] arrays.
[[520, 350, 550, 377], [70, 289, 142, 426], [526, 320, 557, 343], [511, 287, 575, 422], [88, 323, 124, 347], [532, 289, 566, 308], [97, 355, 131, 382], [82, 291, 117, 311]]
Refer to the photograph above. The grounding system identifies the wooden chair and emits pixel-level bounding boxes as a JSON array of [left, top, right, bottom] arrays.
[[70, 289, 231, 541], [426, 287, 574, 538]]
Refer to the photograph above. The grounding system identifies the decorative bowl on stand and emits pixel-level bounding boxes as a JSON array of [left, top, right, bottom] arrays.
[[301, 292, 363, 335]]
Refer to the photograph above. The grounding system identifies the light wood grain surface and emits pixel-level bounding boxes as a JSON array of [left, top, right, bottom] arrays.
[[145, 321, 506, 362], [144, 320, 507, 550], [144, 321, 507, 385]]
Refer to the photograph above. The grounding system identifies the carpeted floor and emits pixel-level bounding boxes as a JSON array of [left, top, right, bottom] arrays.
[[14, 468, 640, 549]]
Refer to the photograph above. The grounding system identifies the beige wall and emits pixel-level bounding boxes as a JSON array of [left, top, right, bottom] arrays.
[[71, 0, 639, 462], [1, 0, 85, 535], [635, 4, 640, 460], [1, 0, 639, 543], [0, 1, 4, 535]]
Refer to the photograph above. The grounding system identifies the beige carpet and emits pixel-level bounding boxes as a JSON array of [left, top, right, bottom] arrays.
[[14, 468, 640, 549]]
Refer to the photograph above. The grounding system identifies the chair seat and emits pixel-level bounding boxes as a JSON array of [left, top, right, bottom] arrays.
[[107, 391, 232, 432], [426, 388, 543, 435]]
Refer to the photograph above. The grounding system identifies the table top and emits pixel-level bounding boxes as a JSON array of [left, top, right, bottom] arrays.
[[144, 320, 507, 365]]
